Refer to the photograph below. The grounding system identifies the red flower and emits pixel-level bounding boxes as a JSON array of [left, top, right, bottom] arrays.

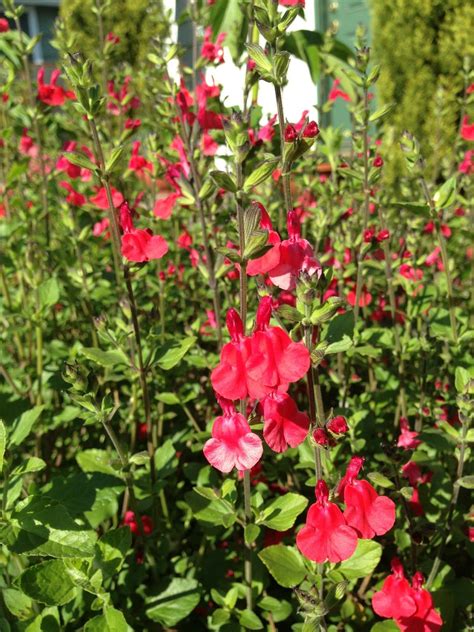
[[398, 573, 442, 631], [372, 558, 417, 620], [338, 456, 395, 539], [328, 79, 350, 102], [313, 428, 332, 446], [121, 229, 169, 263], [247, 203, 281, 276], [59, 181, 86, 207], [90, 186, 124, 210], [203, 398, 263, 473], [123, 511, 153, 535], [128, 140, 153, 177], [0, 18, 10, 33], [279, 0, 305, 5], [461, 115, 474, 141], [211, 299, 310, 401], [37, 67, 74, 106], [373, 155, 384, 168], [153, 192, 181, 220], [262, 392, 309, 452], [296, 480, 358, 563]]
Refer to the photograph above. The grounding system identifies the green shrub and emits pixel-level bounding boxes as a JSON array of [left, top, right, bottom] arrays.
[[371, 0, 474, 181], [59, 0, 169, 69]]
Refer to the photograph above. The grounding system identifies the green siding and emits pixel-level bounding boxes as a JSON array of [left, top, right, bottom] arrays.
[[317, 0, 371, 129]]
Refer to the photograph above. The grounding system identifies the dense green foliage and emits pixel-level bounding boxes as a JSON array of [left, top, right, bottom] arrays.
[[371, 0, 474, 180], [58, 0, 169, 69]]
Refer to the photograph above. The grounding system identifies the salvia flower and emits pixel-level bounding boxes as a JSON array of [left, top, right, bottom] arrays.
[[338, 456, 395, 539], [121, 230, 169, 263], [201, 26, 226, 65], [203, 397, 263, 473], [37, 67, 75, 107], [296, 480, 358, 563], [262, 392, 309, 452]]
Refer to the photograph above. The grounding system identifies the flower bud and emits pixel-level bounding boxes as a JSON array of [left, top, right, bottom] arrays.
[[284, 124, 298, 143], [327, 415, 349, 435], [302, 121, 320, 138]]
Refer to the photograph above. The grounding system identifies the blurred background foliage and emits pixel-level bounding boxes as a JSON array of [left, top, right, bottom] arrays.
[[58, 0, 169, 69], [371, 0, 474, 182]]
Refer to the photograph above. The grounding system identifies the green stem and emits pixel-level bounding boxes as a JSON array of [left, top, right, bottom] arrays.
[[274, 83, 292, 229], [353, 87, 370, 325], [426, 406, 470, 588], [419, 176, 457, 344]]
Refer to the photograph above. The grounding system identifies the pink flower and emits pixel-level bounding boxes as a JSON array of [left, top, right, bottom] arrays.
[[338, 456, 395, 539], [372, 558, 417, 620], [153, 192, 181, 220], [296, 480, 358, 563], [201, 27, 226, 65], [247, 203, 282, 276], [397, 417, 421, 450], [257, 115, 278, 143], [279, 0, 305, 5], [121, 229, 169, 263], [93, 218, 110, 238], [267, 211, 320, 290], [37, 67, 74, 106], [284, 124, 298, 143], [201, 132, 219, 156], [262, 392, 309, 452], [328, 79, 350, 102], [59, 181, 86, 207], [203, 398, 263, 473], [302, 121, 319, 138], [128, 140, 153, 177]]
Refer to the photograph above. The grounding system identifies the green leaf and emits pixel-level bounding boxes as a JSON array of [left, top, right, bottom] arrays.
[[2, 588, 33, 620], [259, 492, 308, 531], [80, 347, 129, 368], [367, 472, 394, 489], [84, 608, 128, 632], [11, 457, 47, 476], [339, 540, 382, 579], [38, 278, 60, 310], [454, 367, 470, 393], [5, 496, 97, 558], [76, 449, 118, 476], [154, 439, 176, 478], [105, 145, 125, 174], [0, 420, 5, 472], [245, 524, 261, 545], [209, 0, 247, 63], [246, 43, 273, 74], [19, 560, 76, 606], [284, 30, 321, 83], [96, 527, 131, 580], [210, 170, 237, 193], [9, 406, 44, 447], [66, 152, 97, 172], [146, 578, 201, 626], [325, 335, 353, 354], [239, 609, 263, 630], [370, 621, 400, 632], [433, 176, 456, 210], [243, 159, 279, 192], [156, 392, 180, 405], [369, 102, 395, 123], [324, 311, 354, 346], [458, 476, 474, 489], [185, 489, 235, 527], [152, 336, 196, 370], [258, 545, 306, 588]]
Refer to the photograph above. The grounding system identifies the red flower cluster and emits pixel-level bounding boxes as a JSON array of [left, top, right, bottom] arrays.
[[211, 298, 310, 401], [297, 457, 395, 563], [373, 558, 442, 631]]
